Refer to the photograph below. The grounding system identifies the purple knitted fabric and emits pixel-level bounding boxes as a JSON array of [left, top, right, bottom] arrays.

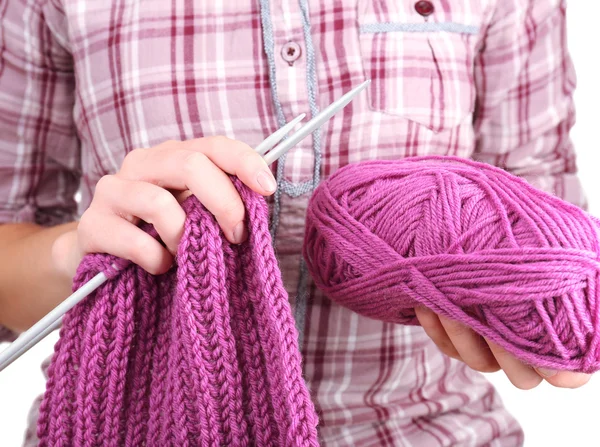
[[38, 182, 320, 446], [304, 156, 600, 374]]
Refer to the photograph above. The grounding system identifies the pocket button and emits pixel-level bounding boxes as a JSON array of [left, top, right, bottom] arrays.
[[414, 1, 435, 17]]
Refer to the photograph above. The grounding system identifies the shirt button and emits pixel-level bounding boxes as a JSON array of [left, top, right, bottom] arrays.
[[415, 1, 435, 17], [281, 41, 302, 65]]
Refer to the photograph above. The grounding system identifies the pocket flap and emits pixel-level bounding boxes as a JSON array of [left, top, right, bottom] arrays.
[[357, 3, 482, 133]]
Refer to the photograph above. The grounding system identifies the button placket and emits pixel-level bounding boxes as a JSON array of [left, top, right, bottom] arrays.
[[268, 0, 312, 186]]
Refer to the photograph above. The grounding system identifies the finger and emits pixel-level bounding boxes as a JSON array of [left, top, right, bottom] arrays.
[[182, 136, 277, 194], [486, 340, 543, 390], [439, 315, 500, 373], [415, 307, 462, 361], [121, 138, 277, 196], [96, 176, 186, 254], [78, 211, 172, 275], [535, 369, 592, 389], [119, 148, 247, 243]]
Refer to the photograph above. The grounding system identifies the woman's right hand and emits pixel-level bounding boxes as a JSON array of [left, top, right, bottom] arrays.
[[52, 137, 278, 278]]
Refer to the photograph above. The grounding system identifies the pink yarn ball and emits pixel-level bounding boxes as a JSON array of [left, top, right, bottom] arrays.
[[304, 156, 600, 373]]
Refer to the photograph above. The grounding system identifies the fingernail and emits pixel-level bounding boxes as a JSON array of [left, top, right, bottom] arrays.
[[232, 221, 247, 244], [537, 368, 558, 378], [257, 170, 277, 193]]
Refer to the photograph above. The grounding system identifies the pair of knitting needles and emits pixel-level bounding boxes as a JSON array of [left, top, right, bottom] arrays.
[[0, 80, 371, 372]]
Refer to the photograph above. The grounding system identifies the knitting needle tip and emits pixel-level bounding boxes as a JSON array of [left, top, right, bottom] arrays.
[[255, 113, 306, 156], [262, 80, 370, 165]]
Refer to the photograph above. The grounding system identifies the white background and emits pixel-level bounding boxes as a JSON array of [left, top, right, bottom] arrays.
[[1, 2, 599, 445]]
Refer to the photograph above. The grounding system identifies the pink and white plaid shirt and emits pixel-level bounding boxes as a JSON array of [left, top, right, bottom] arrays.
[[0, 0, 585, 445]]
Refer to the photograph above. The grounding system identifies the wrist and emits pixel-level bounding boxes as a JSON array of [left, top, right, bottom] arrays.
[[0, 221, 78, 331]]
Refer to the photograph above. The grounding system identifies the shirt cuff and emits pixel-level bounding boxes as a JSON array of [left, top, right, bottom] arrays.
[[0, 205, 77, 227], [0, 205, 37, 225]]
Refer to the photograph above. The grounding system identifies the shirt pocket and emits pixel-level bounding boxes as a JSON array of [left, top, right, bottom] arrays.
[[357, 1, 483, 133]]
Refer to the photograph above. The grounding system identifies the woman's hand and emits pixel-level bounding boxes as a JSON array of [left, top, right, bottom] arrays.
[[415, 306, 592, 389], [52, 137, 277, 278]]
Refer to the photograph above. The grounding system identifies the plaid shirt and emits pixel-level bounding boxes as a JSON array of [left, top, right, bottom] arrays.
[[0, 0, 585, 445]]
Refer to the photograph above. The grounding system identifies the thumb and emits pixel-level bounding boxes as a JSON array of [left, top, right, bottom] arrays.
[[52, 228, 83, 281]]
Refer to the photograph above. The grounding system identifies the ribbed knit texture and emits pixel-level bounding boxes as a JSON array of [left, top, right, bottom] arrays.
[[304, 156, 600, 373], [37, 182, 320, 446]]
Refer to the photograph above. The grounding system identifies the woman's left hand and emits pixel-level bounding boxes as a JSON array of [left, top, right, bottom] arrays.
[[415, 306, 592, 390]]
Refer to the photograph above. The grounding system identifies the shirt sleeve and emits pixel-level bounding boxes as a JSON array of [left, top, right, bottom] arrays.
[[0, 0, 79, 342], [0, 0, 80, 227], [472, 0, 587, 209]]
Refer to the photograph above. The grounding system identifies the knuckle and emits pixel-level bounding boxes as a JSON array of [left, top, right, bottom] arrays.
[[217, 196, 244, 221], [206, 135, 231, 148], [146, 188, 176, 212], [205, 135, 252, 158], [125, 234, 152, 261], [121, 147, 148, 171], [185, 135, 230, 154], [154, 139, 183, 156], [159, 139, 180, 148], [94, 175, 117, 195], [238, 148, 262, 167], [444, 320, 475, 338], [445, 321, 470, 338], [182, 151, 208, 175]]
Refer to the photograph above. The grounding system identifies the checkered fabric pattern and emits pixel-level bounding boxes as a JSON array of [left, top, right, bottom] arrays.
[[0, 0, 584, 445]]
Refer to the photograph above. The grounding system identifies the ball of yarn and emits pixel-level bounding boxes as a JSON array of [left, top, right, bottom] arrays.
[[304, 156, 600, 373]]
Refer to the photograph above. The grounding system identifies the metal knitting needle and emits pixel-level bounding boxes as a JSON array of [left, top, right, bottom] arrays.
[[0, 272, 109, 372], [255, 113, 306, 155], [7, 317, 63, 368], [0, 116, 307, 372], [0, 114, 313, 371], [263, 79, 370, 165], [0, 79, 370, 372], [0, 115, 302, 371]]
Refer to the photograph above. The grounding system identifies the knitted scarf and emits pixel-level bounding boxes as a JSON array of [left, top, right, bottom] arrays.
[[37, 183, 320, 446]]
